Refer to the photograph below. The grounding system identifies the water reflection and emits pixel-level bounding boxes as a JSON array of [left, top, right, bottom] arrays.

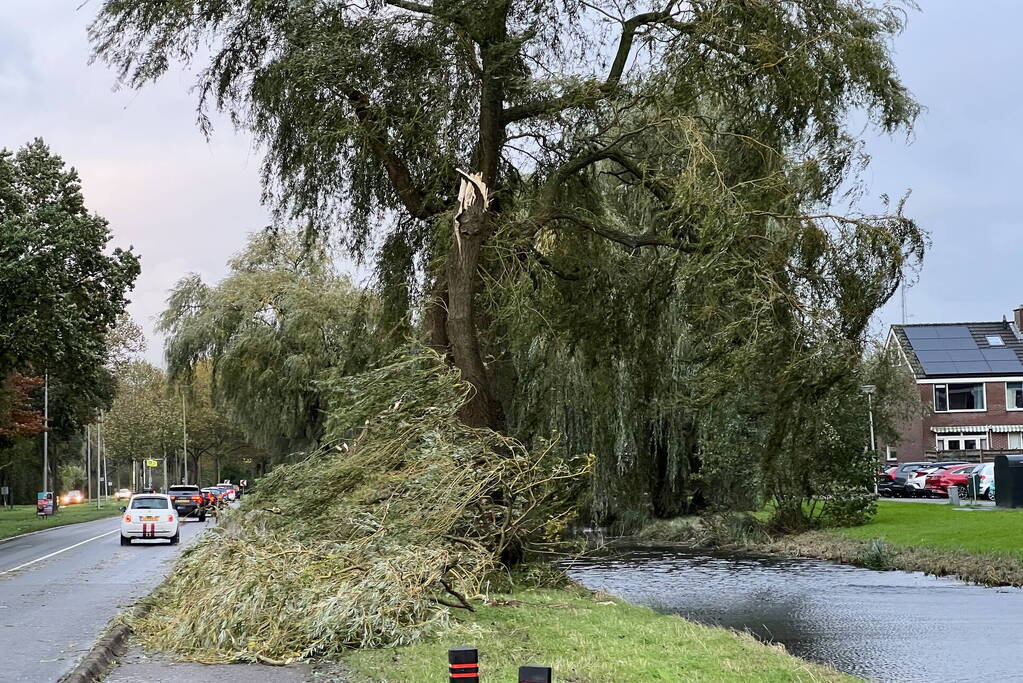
[[563, 547, 1023, 682]]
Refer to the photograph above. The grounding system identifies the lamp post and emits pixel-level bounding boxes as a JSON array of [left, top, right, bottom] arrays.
[[42, 373, 48, 493], [862, 384, 877, 493]]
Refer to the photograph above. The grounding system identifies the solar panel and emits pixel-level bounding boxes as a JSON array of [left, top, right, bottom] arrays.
[[904, 324, 1023, 375], [922, 361, 961, 374], [981, 348, 1017, 361], [954, 361, 992, 374], [904, 327, 940, 340], [910, 338, 976, 351], [936, 326, 974, 339], [989, 360, 1023, 372]]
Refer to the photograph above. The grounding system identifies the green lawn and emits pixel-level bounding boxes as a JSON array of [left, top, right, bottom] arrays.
[[343, 586, 853, 682], [833, 501, 1023, 559], [0, 503, 121, 541]]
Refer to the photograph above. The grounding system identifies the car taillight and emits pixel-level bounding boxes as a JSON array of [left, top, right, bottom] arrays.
[[124, 514, 132, 522], [192, 496, 203, 503], [167, 514, 175, 522]]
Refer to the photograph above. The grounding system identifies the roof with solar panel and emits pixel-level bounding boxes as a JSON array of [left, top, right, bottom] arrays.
[[892, 321, 1023, 378]]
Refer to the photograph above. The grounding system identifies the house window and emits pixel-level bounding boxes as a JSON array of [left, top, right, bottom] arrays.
[[937, 434, 989, 450], [987, 336, 1006, 346], [885, 446, 898, 461], [1007, 382, 1023, 410], [1010, 433, 1023, 449], [933, 383, 985, 412]]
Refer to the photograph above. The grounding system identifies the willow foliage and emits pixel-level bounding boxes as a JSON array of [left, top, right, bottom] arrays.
[[159, 231, 388, 457], [96, 0, 926, 520], [135, 347, 588, 661]]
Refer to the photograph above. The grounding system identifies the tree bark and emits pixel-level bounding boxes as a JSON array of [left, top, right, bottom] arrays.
[[446, 199, 503, 429], [425, 277, 450, 357]]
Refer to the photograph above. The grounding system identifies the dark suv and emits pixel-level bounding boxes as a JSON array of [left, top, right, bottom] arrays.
[[167, 485, 208, 521]]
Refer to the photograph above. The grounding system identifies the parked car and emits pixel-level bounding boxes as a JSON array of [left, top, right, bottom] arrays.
[[877, 466, 900, 497], [905, 462, 968, 497], [113, 488, 133, 501], [167, 484, 208, 522], [925, 463, 978, 497], [120, 494, 179, 545], [61, 490, 84, 505], [976, 462, 995, 500], [890, 462, 942, 497]]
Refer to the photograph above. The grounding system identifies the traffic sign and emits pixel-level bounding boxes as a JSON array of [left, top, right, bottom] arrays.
[[145, 459, 158, 468]]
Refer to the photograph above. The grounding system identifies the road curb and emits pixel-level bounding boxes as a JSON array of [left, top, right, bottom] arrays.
[[58, 602, 151, 683]]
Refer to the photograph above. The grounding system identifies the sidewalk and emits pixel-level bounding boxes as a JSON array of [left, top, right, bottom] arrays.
[[105, 647, 352, 682]]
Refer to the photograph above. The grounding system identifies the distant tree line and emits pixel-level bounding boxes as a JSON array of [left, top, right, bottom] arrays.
[[0, 140, 140, 503]]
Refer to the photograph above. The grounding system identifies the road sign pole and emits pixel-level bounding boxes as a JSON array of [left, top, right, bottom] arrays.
[[163, 457, 168, 493]]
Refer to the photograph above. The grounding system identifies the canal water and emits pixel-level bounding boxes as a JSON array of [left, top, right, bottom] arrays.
[[563, 547, 1023, 682]]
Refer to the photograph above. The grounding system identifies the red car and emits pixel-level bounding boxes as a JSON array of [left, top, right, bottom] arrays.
[[925, 464, 978, 497]]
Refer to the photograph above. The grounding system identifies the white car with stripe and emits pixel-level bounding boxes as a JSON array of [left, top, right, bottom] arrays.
[[120, 494, 180, 545]]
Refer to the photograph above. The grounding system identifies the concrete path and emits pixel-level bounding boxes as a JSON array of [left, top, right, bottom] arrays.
[[0, 511, 210, 682], [105, 646, 321, 683]]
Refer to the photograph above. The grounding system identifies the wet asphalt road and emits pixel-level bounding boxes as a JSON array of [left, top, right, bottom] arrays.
[[0, 511, 211, 683]]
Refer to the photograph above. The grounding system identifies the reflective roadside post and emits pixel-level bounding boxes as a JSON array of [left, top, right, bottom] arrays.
[[519, 665, 553, 683], [448, 647, 478, 682]]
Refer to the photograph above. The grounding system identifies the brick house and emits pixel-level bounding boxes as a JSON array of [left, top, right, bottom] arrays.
[[884, 307, 1023, 463]]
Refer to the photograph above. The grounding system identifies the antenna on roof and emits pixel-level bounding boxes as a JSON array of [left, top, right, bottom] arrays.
[[900, 281, 907, 325]]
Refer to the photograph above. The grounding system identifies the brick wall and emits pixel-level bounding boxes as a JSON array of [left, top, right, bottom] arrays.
[[886, 380, 1023, 461]]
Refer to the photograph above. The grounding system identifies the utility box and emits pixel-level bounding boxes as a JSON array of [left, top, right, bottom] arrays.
[[994, 455, 1023, 508]]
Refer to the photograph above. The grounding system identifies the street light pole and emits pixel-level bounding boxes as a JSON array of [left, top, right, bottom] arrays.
[[42, 373, 49, 493], [861, 384, 878, 494], [95, 417, 101, 509], [85, 424, 91, 501], [182, 391, 188, 484], [867, 392, 876, 453]]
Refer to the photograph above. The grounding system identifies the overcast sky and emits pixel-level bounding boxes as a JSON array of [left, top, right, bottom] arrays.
[[1, 1, 1021, 364]]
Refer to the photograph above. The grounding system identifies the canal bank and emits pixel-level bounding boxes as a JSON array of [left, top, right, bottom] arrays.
[[342, 584, 853, 681], [563, 546, 1023, 683], [637, 500, 1023, 587]]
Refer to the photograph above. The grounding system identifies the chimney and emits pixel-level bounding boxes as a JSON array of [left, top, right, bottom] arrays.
[[1015, 305, 1023, 331]]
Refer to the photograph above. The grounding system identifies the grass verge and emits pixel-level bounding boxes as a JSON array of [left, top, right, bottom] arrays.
[[771, 500, 1023, 586], [635, 501, 1023, 587], [832, 501, 1023, 558], [0, 503, 121, 540], [342, 585, 854, 682]]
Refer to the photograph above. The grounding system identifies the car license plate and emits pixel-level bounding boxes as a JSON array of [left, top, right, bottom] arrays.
[[142, 515, 158, 521]]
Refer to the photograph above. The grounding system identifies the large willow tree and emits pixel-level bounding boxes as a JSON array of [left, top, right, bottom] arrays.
[[92, 0, 920, 416], [93, 1, 925, 521]]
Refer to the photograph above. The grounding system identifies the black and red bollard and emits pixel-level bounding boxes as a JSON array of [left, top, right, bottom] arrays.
[[448, 647, 479, 682], [519, 665, 553, 683]]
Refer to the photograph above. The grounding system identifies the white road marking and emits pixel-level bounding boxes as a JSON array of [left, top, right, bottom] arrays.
[[0, 529, 119, 576]]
